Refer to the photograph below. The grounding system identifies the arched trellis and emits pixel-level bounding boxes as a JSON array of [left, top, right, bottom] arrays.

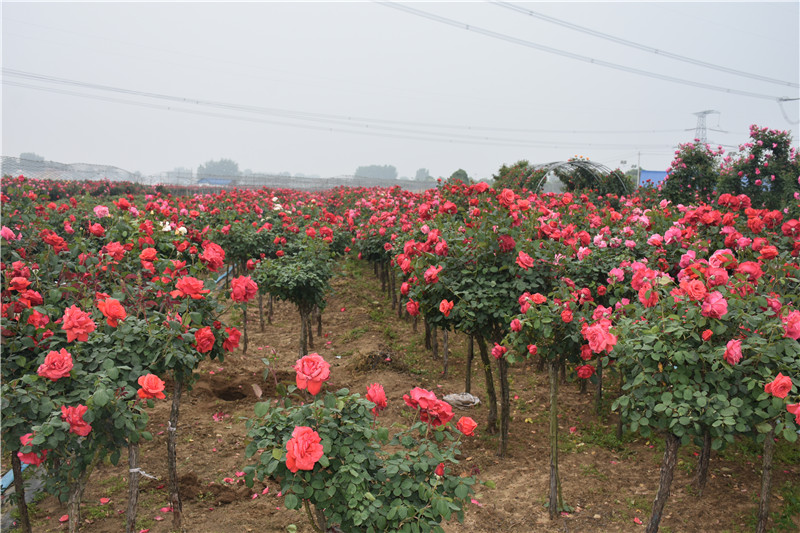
[[526, 159, 632, 195]]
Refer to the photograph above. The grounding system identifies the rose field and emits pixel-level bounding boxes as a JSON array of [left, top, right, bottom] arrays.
[[2, 126, 800, 533]]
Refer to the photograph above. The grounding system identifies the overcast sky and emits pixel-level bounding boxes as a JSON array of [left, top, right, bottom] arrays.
[[2, 1, 799, 180]]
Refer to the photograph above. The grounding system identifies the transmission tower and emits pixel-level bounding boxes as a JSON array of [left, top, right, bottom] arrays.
[[692, 110, 720, 144]]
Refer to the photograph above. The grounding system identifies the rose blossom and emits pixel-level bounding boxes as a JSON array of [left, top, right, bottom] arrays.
[[491, 343, 507, 359], [223, 327, 241, 351], [787, 403, 800, 425], [294, 353, 330, 395], [61, 405, 92, 436], [783, 310, 800, 340], [230, 276, 258, 303], [701, 292, 728, 318], [194, 326, 215, 353], [137, 374, 166, 399], [764, 373, 793, 399], [37, 348, 73, 381], [285, 426, 324, 473], [516, 251, 534, 270], [97, 298, 127, 327], [403, 387, 437, 409], [576, 365, 595, 379], [170, 276, 210, 299], [439, 299, 454, 317], [457, 416, 478, 436], [199, 242, 225, 272], [723, 339, 743, 365], [17, 433, 47, 466], [61, 305, 96, 342], [366, 383, 387, 415], [583, 320, 617, 354]]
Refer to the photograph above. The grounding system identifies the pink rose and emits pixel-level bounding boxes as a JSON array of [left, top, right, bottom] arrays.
[[137, 374, 166, 400], [576, 365, 595, 379], [764, 373, 793, 399], [583, 321, 617, 354], [439, 299, 454, 318], [723, 339, 742, 365], [294, 353, 330, 395], [285, 426, 324, 472], [61, 305, 96, 342], [37, 348, 73, 381], [457, 416, 478, 436], [701, 291, 728, 318], [516, 251, 534, 270], [17, 433, 47, 466], [366, 383, 387, 416], [230, 276, 258, 303], [491, 343, 507, 359], [194, 327, 215, 353], [783, 310, 800, 340], [403, 387, 436, 410], [61, 405, 92, 437]]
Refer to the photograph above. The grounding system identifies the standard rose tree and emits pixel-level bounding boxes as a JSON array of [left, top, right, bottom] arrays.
[[245, 356, 480, 532]]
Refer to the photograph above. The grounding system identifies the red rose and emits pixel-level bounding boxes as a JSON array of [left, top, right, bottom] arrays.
[[37, 348, 73, 381], [583, 321, 617, 354], [294, 353, 330, 395], [139, 248, 157, 262], [491, 343, 507, 359], [418, 397, 454, 427], [61, 405, 92, 436], [516, 251, 534, 270], [638, 284, 659, 308], [199, 242, 225, 272], [701, 291, 728, 318], [366, 383, 387, 416], [97, 298, 127, 327], [285, 426, 324, 473], [560, 308, 573, 323], [497, 235, 516, 252], [137, 374, 166, 400], [230, 276, 258, 303], [406, 300, 420, 317], [61, 305, 96, 342], [510, 319, 522, 332], [701, 329, 713, 341], [764, 373, 793, 399], [194, 326, 215, 353], [576, 365, 595, 379], [680, 279, 707, 301], [89, 223, 106, 237], [456, 416, 477, 436], [528, 344, 538, 356], [424, 265, 442, 284], [783, 310, 800, 340], [223, 327, 241, 351], [788, 403, 800, 425], [434, 462, 445, 476], [497, 188, 516, 208], [403, 387, 437, 409]]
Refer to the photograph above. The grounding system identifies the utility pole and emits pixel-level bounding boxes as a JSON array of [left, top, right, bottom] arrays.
[[692, 110, 719, 144]]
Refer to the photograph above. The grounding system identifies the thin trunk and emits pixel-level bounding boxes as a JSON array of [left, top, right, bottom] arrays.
[[559, 359, 567, 385], [307, 310, 314, 350], [579, 378, 588, 394], [536, 353, 546, 372], [258, 293, 265, 332], [373, 262, 378, 277], [10, 453, 32, 533], [380, 262, 387, 293], [548, 358, 561, 519], [299, 308, 308, 356], [242, 303, 249, 354], [168, 379, 184, 532], [424, 318, 431, 349], [442, 329, 449, 378], [595, 356, 604, 414], [390, 269, 397, 309], [646, 433, 680, 533], [412, 315, 417, 334], [268, 294, 274, 325], [475, 336, 498, 435], [694, 429, 712, 496], [316, 307, 322, 337], [755, 427, 776, 533], [68, 461, 93, 533], [126, 443, 140, 533], [431, 325, 439, 359], [397, 292, 404, 319], [616, 374, 624, 441], [498, 356, 510, 457], [465, 335, 474, 394]]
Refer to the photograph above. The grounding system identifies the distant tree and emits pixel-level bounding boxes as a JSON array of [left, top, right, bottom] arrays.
[[197, 158, 240, 178], [661, 141, 721, 206], [354, 165, 397, 180], [492, 159, 545, 190], [20, 152, 45, 162], [448, 169, 469, 183], [414, 168, 431, 181]]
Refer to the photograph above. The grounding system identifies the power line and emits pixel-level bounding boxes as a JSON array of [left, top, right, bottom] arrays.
[[3, 78, 679, 152], [2, 68, 687, 137], [492, 1, 798, 89], [377, 1, 786, 101]]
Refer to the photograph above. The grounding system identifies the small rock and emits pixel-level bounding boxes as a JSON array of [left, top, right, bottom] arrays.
[[593, 514, 602, 520]]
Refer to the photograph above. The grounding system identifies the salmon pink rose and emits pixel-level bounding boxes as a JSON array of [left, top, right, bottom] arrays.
[[97, 298, 126, 327], [788, 403, 800, 425], [403, 387, 436, 410], [406, 300, 420, 317], [417, 396, 454, 427], [576, 365, 595, 379], [223, 327, 241, 351], [457, 416, 478, 436], [516, 251, 534, 270], [170, 276, 210, 299], [137, 374, 166, 400], [37, 348, 73, 381], [285, 426, 324, 473], [583, 320, 617, 354], [764, 373, 793, 399], [491, 343, 507, 359], [783, 310, 800, 340], [439, 299, 454, 318], [61, 305, 96, 342], [199, 242, 225, 272], [294, 353, 330, 395]]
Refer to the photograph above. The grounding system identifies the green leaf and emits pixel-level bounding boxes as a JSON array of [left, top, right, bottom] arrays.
[[254, 402, 270, 418], [271, 448, 283, 461], [93, 389, 109, 408], [284, 493, 299, 509], [782, 427, 798, 443]]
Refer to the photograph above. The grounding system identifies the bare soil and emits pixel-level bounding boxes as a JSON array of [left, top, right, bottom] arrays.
[[15, 260, 800, 532]]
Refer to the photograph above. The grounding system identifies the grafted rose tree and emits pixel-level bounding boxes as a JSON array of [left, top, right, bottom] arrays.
[[254, 237, 333, 356], [612, 247, 800, 533], [245, 354, 479, 533], [504, 282, 602, 519], [660, 141, 723, 206]]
